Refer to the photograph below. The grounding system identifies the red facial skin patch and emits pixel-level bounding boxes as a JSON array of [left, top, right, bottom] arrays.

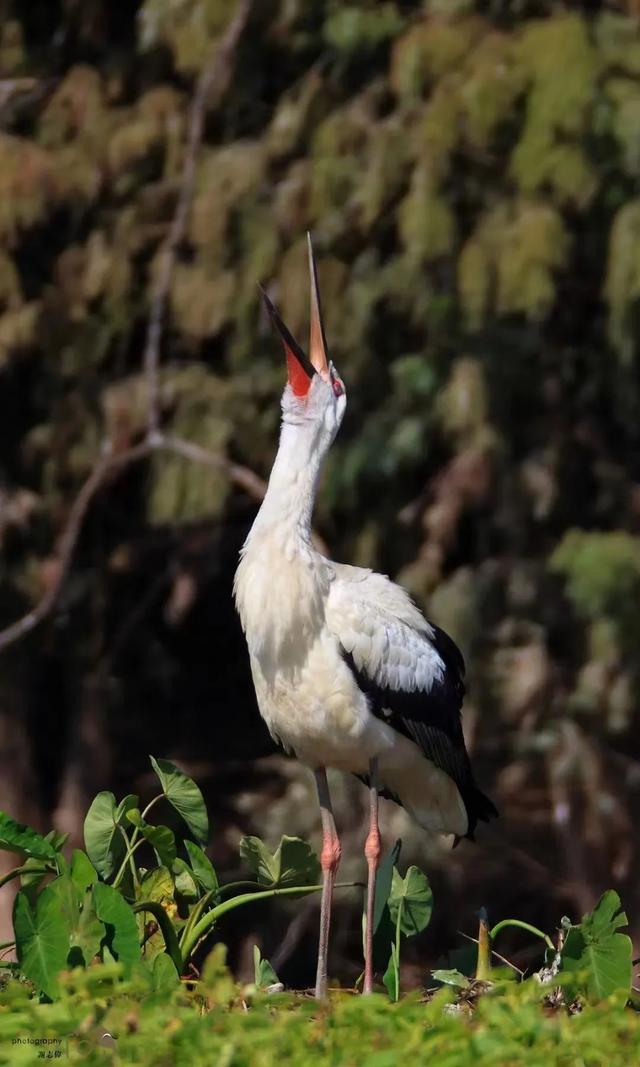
[[286, 346, 312, 397]]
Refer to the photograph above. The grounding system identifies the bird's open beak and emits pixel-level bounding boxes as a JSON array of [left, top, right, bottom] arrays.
[[307, 233, 330, 381], [259, 285, 315, 397], [259, 233, 331, 398]]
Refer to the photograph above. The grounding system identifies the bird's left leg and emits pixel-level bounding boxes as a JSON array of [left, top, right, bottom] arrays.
[[363, 756, 381, 995], [314, 767, 341, 999]]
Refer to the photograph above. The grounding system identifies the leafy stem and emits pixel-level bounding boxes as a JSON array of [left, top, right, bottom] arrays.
[[111, 830, 144, 891], [140, 794, 163, 823], [111, 794, 164, 891], [180, 884, 324, 964], [0, 866, 48, 891], [391, 895, 403, 1002]]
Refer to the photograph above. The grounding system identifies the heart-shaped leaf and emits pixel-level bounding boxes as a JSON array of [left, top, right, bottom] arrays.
[[239, 835, 320, 888], [13, 885, 71, 999], [83, 792, 127, 879], [149, 757, 208, 844], [388, 866, 433, 938], [93, 882, 140, 975], [0, 811, 59, 862], [561, 890, 633, 1001]]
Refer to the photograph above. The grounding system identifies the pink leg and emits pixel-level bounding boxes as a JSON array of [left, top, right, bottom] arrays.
[[363, 757, 381, 995], [314, 767, 341, 999]]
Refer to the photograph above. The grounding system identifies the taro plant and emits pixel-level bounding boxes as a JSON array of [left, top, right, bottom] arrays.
[[367, 840, 434, 1001], [431, 890, 635, 1006], [0, 756, 327, 999]]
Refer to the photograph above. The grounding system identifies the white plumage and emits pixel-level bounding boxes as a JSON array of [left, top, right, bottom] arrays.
[[235, 546, 467, 835], [234, 236, 495, 996]]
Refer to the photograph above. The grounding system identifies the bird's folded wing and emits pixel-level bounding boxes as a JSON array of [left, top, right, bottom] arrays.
[[325, 567, 473, 800], [326, 565, 449, 692]]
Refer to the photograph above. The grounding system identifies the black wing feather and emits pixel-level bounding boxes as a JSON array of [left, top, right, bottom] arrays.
[[342, 623, 497, 839]]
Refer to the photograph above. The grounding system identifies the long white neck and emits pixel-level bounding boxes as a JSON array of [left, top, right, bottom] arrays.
[[247, 420, 325, 546], [235, 418, 330, 657]]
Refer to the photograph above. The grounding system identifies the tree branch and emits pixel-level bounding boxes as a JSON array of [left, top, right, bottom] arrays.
[[0, 0, 329, 653], [162, 434, 266, 501], [0, 442, 153, 651], [0, 434, 269, 653], [0, 2, 258, 654]]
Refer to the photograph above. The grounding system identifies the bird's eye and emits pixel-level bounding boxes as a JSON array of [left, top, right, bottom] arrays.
[[332, 378, 344, 398]]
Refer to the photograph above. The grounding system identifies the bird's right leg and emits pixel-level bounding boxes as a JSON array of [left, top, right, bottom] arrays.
[[314, 766, 341, 999], [363, 757, 381, 995]]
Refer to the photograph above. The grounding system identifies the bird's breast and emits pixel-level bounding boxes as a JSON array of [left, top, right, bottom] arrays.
[[249, 634, 394, 771]]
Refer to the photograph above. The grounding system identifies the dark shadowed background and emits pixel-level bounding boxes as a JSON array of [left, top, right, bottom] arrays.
[[1, 0, 639, 988]]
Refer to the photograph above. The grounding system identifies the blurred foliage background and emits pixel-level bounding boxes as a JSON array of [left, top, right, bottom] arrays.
[[1, 0, 640, 989]]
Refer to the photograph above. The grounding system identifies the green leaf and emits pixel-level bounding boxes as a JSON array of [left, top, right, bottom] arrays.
[[19, 857, 49, 892], [70, 894, 104, 969], [239, 835, 320, 888], [172, 858, 199, 900], [13, 885, 71, 999], [116, 795, 139, 822], [151, 952, 179, 992], [387, 866, 433, 938], [70, 850, 98, 895], [0, 811, 58, 862], [561, 890, 633, 1001], [382, 942, 400, 1002], [139, 867, 174, 904], [47, 873, 105, 969], [133, 900, 182, 973], [149, 756, 208, 844], [145, 825, 176, 868], [83, 792, 127, 880], [431, 968, 471, 989], [44, 830, 70, 853], [184, 840, 218, 893], [253, 945, 279, 989], [93, 882, 140, 975], [47, 873, 80, 931], [71, 900, 104, 968], [127, 811, 177, 869]]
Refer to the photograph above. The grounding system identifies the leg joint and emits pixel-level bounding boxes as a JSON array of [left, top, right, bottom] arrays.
[[365, 828, 381, 865], [321, 836, 342, 873]]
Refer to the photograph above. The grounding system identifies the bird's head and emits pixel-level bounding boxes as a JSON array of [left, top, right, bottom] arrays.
[[260, 234, 347, 446]]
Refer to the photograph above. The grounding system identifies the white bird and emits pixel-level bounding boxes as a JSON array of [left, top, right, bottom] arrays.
[[234, 236, 496, 997]]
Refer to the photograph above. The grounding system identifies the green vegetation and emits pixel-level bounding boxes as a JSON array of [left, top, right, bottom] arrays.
[[0, 773, 638, 1064], [1, 963, 638, 1067], [1, 759, 326, 997]]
